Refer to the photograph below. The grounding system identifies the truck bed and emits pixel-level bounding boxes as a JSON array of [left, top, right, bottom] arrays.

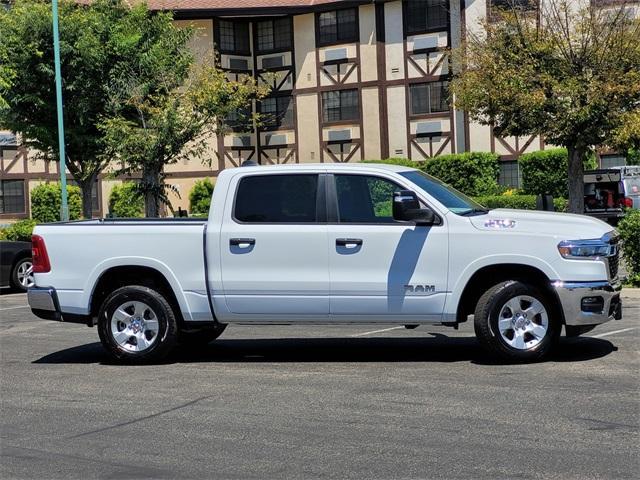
[[32, 219, 210, 321]]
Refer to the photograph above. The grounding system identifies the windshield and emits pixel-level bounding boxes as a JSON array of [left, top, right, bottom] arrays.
[[399, 170, 488, 216]]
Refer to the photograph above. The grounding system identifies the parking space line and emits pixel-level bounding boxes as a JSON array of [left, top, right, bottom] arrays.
[[351, 326, 405, 337], [589, 327, 638, 338], [0, 305, 29, 311]]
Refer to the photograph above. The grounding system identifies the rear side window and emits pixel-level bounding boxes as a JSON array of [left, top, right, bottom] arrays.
[[234, 174, 319, 223]]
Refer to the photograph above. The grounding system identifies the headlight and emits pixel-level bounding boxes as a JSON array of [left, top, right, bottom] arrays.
[[557, 238, 615, 259]]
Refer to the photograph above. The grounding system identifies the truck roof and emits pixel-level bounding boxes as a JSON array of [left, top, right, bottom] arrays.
[[227, 162, 419, 174]]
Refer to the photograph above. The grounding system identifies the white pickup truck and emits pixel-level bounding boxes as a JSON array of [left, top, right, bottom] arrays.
[[28, 163, 623, 363]]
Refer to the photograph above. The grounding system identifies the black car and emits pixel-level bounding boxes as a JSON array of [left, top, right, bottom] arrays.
[[0, 241, 33, 292]]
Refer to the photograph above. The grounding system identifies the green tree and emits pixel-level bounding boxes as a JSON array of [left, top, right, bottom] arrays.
[[108, 182, 144, 218], [0, 0, 192, 218], [101, 62, 268, 217], [450, 0, 640, 213], [30, 182, 82, 223], [189, 178, 214, 215]]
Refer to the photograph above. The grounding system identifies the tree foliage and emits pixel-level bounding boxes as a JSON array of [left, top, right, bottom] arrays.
[[0, 0, 194, 218], [189, 178, 214, 215], [450, 0, 640, 213], [100, 60, 269, 217], [108, 182, 144, 218], [30, 182, 82, 223]]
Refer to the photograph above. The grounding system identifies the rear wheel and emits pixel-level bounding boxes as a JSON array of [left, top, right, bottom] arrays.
[[98, 286, 178, 363], [474, 280, 560, 362], [11, 258, 34, 292]]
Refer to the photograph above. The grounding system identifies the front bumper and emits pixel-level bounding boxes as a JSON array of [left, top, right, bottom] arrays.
[[552, 280, 622, 326]]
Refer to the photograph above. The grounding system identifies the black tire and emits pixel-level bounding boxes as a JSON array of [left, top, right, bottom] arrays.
[[179, 324, 227, 347], [98, 285, 178, 364], [11, 257, 33, 292], [474, 280, 560, 362]]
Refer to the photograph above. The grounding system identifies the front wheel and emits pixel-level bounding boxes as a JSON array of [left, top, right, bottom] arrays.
[[474, 280, 560, 362], [98, 286, 178, 364]]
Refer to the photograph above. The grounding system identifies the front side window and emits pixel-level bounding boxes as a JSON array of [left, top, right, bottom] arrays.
[[336, 175, 401, 223], [322, 89, 359, 123], [0, 179, 26, 214], [317, 8, 358, 46], [259, 96, 294, 128], [257, 18, 292, 53], [218, 20, 250, 55], [409, 81, 449, 115], [404, 0, 448, 35], [234, 174, 318, 223]]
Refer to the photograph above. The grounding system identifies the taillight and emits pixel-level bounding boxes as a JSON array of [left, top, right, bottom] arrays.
[[31, 234, 51, 273], [619, 197, 633, 208]]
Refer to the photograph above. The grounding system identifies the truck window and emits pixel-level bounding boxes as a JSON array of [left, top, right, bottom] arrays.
[[234, 174, 319, 223], [335, 175, 400, 223]]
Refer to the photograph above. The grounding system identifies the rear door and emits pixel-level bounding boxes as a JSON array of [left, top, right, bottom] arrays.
[[327, 173, 448, 321], [219, 172, 329, 319]]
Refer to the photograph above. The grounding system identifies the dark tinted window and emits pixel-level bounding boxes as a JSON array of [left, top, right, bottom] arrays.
[[318, 8, 358, 46], [218, 20, 250, 55], [404, 0, 448, 35], [0, 180, 25, 214], [257, 18, 292, 53], [410, 81, 449, 115], [235, 175, 318, 223], [322, 89, 359, 122], [336, 175, 401, 223], [259, 95, 294, 128], [498, 161, 521, 188]]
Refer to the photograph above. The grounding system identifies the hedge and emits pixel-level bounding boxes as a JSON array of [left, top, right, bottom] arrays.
[[473, 195, 568, 212], [366, 152, 501, 196], [618, 209, 640, 287], [0, 219, 36, 242], [519, 148, 597, 198], [30, 183, 82, 223], [189, 178, 214, 215], [108, 182, 144, 218]]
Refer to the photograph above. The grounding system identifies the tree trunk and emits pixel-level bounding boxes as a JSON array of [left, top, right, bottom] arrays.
[[567, 144, 586, 214], [142, 166, 161, 218], [77, 174, 96, 219]]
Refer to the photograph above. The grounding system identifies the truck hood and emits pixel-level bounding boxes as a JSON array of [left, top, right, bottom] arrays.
[[468, 209, 613, 240]]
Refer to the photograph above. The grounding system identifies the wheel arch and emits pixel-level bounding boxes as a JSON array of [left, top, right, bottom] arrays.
[[454, 263, 565, 325], [88, 263, 189, 326]]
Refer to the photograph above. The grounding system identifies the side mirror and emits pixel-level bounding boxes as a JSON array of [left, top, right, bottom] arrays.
[[392, 190, 436, 226]]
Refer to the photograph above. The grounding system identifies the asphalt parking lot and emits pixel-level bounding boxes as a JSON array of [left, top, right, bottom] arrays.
[[1, 290, 639, 480]]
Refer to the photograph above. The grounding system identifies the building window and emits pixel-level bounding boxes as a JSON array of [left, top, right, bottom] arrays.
[[226, 105, 253, 131], [600, 154, 626, 168], [0, 180, 26, 214], [322, 89, 359, 123], [217, 20, 250, 55], [257, 18, 292, 53], [409, 81, 449, 115], [404, 0, 448, 35], [259, 96, 294, 129], [499, 161, 521, 188], [317, 8, 358, 46]]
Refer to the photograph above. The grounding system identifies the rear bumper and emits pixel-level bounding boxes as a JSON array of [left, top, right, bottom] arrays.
[[552, 280, 622, 326], [28, 287, 90, 325]]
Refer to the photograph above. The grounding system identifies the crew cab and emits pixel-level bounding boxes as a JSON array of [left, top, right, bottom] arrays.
[[28, 164, 623, 363]]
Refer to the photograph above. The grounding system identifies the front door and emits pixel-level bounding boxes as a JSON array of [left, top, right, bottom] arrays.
[[328, 173, 448, 321], [219, 172, 329, 318]]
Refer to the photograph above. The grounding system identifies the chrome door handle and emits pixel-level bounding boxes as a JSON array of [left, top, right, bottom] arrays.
[[336, 238, 363, 247], [230, 238, 255, 247]]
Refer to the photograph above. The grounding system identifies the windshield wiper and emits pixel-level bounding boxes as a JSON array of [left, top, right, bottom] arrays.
[[459, 208, 489, 216]]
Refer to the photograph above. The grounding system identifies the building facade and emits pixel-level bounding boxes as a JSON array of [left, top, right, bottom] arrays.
[[0, 0, 635, 220]]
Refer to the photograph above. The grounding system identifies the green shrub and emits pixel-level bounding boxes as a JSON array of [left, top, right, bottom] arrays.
[[189, 178, 214, 215], [0, 219, 37, 242], [473, 195, 568, 212], [366, 152, 501, 196], [618, 209, 640, 287], [30, 183, 82, 223], [519, 148, 597, 198], [108, 182, 144, 218]]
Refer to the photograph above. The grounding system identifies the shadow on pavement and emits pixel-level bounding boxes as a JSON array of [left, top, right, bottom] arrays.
[[33, 335, 617, 366]]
